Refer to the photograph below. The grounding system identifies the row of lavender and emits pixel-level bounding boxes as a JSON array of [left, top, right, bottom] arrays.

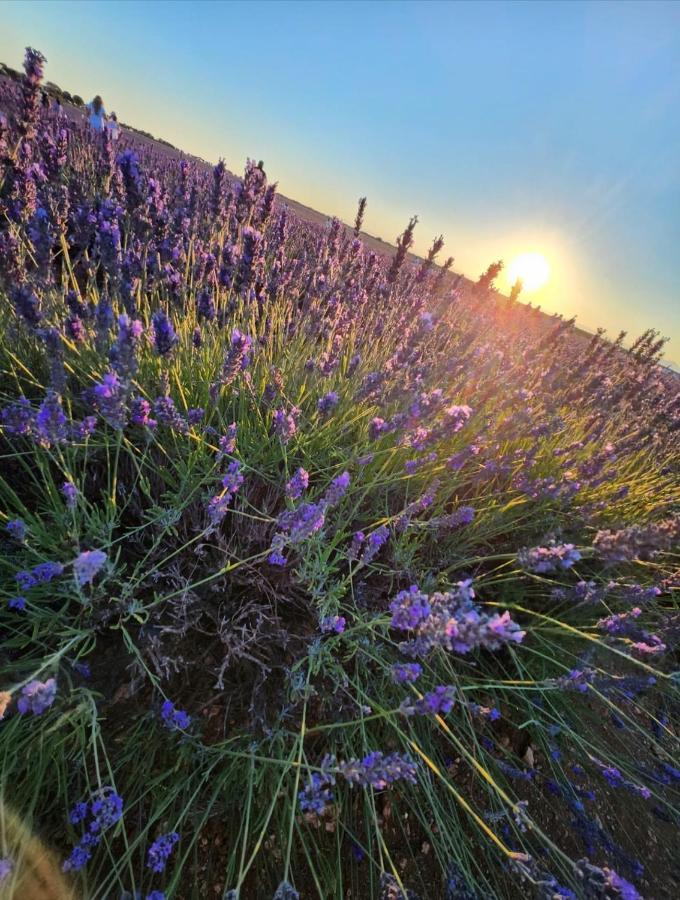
[[0, 49, 678, 899]]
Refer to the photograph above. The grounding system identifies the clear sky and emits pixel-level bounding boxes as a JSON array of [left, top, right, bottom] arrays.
[[2, 0, 679, 359]]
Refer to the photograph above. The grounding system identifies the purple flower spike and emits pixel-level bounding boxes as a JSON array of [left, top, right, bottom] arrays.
[[131, 397, 156, 427], [518, 542, 581, 573], [604, 868, 642, 900], [390, 582, 525, 658], [6, 518, 26, 541], [361, 526, 389, 564], [317, 391, 339, 416], [272, 406, 300, 444], [323, 471, 350, 506], [161, 699, 191, 731], [147, 831, 180, 873], [73, 550, 107, 585], [320, 615, 346, 634], [390, 586, 432, 630], [151, 310, 179, 356], [0, 857, 13, 882], [391, 662, 422, 684], [62, 481, 78, 508], [217, 423, 238, 459], [286, 467, 309, 500], [17, 678, 57, 715], [339, 751, 417, 790], [401, 685, 457, 717], [63, 787, 123, 873]]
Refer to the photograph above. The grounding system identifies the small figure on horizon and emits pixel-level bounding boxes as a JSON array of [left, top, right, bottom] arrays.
[[257, 159, 266, 178], [86, 95, 106, 132], [106, 111, 120, 142]]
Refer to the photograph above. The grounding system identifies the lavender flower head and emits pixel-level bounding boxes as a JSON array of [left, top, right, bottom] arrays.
[[17, 678, 57, 715], [594, 517, 680, 563], [320, 615, 346, 634], [151, 309, 179, 356], [0, 858, 13, 883], [391, 662, 422, 684], [299, 767, 336, 816], [222, 460, 244, 494], [6, 518, 27, 541], [391, 581, 525, 658], [217, 423, 238, 459], [62, 481, 78, 508], [277, 501, 326, 543], [390, 585, 432, 630], [92, 371, 127, 429], [89, 788, 124, 833], [286, 467, 309, 501], [161, 699, 191, 731], [339, 751, 417, 790], [35, 391, 68, 448], [1, 396, 34, 436], [154, 393, 189, 433], [604, 868, 642, 899], [348, 531, 365, 560], [518, 542, 582, 574], [147, 831, 180, 873], [16, 560, 63, 590], [268, 533, 288, 567], [401, 684, 457, 716], [323, 471, 350, 506], [63, 786, 124, 872], [211, 329, 253, 397], [110, 313, 143, 376], [207, 461, 244, 527], [317, 391, 339, 416], [73, 549, 107, 585], [196, 288, 216, 321], [360, 525, 390, 565], [272, 406, 300, 444], [11, 285, 42, 326], [131, 397, 156, 427]]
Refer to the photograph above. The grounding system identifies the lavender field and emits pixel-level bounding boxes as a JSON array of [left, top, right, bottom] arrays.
[[0, 49, 679, 900]]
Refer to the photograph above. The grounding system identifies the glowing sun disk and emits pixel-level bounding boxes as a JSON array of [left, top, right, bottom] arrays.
[[508, 252, 550, 292]]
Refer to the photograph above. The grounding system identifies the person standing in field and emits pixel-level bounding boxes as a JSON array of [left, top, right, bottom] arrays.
[[85, 95, 106, 131], [106, 111, 120, 142]]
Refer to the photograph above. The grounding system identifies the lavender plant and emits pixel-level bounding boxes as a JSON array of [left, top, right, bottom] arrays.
[[0, 48, 678, 899]]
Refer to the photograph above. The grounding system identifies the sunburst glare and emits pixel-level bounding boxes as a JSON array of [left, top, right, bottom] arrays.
[[508, 252, 551, 292]]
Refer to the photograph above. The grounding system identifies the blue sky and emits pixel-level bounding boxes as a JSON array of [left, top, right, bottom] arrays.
[[2, 0, 679, 358]]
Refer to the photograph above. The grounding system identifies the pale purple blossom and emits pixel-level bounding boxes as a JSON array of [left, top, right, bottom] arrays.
[[62, 481, 78, 508], [286, 467, 309, 500], [73, 549, 107, 585], [17, 678, 57, 715]]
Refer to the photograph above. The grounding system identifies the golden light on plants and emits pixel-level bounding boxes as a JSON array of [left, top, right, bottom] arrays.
[[507, 252, 551, 293]]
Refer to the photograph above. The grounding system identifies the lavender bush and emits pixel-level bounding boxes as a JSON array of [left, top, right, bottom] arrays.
[[0, 49, 678, 899]]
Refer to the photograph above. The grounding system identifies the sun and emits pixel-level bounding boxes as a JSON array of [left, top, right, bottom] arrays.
[[507, 252, 551, 293]]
